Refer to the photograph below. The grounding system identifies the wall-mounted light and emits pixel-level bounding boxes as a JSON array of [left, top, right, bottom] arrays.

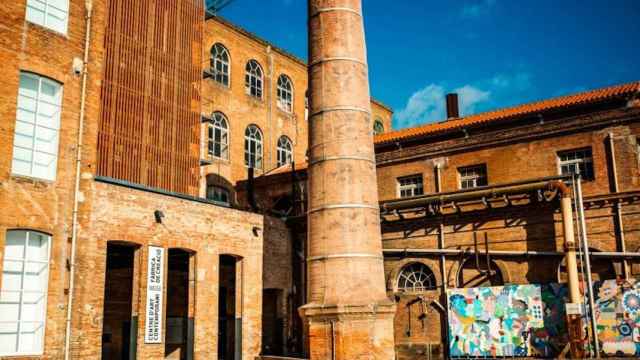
[[154, 210, 165, 224], [252, 226, 261, 237]]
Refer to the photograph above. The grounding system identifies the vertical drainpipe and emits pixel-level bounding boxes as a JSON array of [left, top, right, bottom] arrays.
[[435, 163, 449, 357], [64, 1, 93, 359], [607, 132, 630, 278], [267, 45, 274, 170]]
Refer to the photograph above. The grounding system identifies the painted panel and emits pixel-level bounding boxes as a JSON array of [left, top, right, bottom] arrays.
[[594, 279, 640, 357]]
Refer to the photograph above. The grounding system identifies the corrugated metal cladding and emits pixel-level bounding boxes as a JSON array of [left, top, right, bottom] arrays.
[[97, 0, 203, 195]]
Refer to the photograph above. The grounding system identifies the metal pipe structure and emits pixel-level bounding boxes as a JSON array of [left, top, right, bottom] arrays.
[[576, 175, 600, 357], [435, 163, 450, 357], [301, 1, 396, 358], [608, 132, 630, 278], [382, 248, 640, 258], [64, 1, 93, 359]]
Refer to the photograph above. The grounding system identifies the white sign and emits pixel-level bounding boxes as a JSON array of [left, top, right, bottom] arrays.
[[145, 246, 165, 343], [565, 302, 583, 315]]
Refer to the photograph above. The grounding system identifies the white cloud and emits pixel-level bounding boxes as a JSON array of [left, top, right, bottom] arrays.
[[490, 72, 531, 91], [394, 84, 491, 128]]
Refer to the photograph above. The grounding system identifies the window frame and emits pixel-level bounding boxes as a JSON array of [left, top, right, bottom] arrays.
[[557, 147, 595, 181], [458, 164, 488, 190], [276, 135, 293, 167], [397, 174, 424, 198], [207, 112, 229, 161], [397, 262, 437, 293], [373, 119, 385, 135], [0, 230, 52, 356], [12, 72, 63, 181], [276, 74, 294, 113], [25, 0, 69, 35], [244, 60, 263, 99], [206, 185, 231, 206], [244, 124, 263, 169], [210, 43, 230, 87]]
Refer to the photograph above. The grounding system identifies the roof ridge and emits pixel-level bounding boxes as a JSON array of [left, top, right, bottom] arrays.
[[375, 80, 639, 145]]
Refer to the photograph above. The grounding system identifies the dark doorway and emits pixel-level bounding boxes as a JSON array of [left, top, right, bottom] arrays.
[[165, 249, 193, 360], [102, 243, 136, 360], [261, 289, 284, 355], [219, 255, 240, 360]]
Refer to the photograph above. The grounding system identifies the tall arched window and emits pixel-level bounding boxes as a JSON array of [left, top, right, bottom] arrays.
[[207, 112, 229, 160], [277, 74, 293, 112], [244, 125, 263, 169], [210, 43, 230, 86], [277, 136, 293, 167], [373, 119, 385, 135], [245, 60, 263, 99], [1, 230, 51, 355], [397, 263, 436, 292]]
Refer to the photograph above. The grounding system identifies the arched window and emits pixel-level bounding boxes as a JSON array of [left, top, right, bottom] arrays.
[[373, 119, 385, 135], [457, 258, 504, 287], [245, 60, 263, 99], [210, 43, 230, 86], [1, 230, 51, 355], [244, 125, 263, 169], [277, 74, 293, 112], [207, 112, 229, 160], [206, 185, 230, 206], [277, 136, 293, 167], [397, 263, 436, 292]]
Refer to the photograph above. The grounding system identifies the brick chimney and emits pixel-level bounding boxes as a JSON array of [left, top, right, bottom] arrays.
[[446, 93, 459, 119], [301, 0, 396, 359]]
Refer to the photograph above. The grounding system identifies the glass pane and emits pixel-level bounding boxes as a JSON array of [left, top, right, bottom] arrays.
[[20, 291, 46, 321], [18, 74, 39, 98], [13, 134, 34, 152], [39, 80, 61, 104], [1, 261, 24, 291], [0, 322, 19, 354], [19, 322, 45, 353], [34, 127, 58, 154], [37, 102, 61, 129], [0, 291, 21, 322], [4, 232, 26, 259]]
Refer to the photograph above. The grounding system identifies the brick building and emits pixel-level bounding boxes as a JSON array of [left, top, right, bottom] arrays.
[[243, 82, 640, 358]]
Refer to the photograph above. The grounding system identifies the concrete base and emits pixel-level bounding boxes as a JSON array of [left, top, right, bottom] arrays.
[[301, 302, 397, 360]]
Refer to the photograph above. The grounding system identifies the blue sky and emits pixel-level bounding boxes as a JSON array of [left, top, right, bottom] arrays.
[[213, 0, 640, 129]]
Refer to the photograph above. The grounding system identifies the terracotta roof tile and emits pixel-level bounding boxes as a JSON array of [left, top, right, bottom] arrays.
[[374, 81, 639, 145]]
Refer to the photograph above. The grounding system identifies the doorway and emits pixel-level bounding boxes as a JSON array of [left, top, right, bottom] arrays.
[[165, 249, 194, 360], [218, 255, 241, 360]]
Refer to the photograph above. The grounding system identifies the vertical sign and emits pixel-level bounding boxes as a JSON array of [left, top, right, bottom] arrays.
[[145, 246, 165, 343]]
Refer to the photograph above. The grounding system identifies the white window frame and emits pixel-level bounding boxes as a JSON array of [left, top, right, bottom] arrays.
[[0, 230, 52, 356], [210, 43, 230, 87], [244, 125, 263, 169], [25, 0, 69, 35], [458, 164, 487, 189], [557, 147, 594, 180], [245, 60, 263, 99], [397, 263, 436, 293], [276, 75, 293, 113], [207, 112, 229, 160], [397, 174, 424, 198], [12, 72, 63, 181], [276, 136, 293, 167]]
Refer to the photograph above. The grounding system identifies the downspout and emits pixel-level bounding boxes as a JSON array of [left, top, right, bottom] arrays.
[[553, 180, 585, 358], [608, 132, 630, 278], [266, 45, 274, 169], [64, 1, 93, 359], [435, 163, 449, 358]]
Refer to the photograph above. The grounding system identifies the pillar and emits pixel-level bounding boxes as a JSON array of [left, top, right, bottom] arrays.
[[300, 1, 396, 359]]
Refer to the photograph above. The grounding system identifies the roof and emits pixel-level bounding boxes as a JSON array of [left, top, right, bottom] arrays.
[[374, 81, 640, 145]]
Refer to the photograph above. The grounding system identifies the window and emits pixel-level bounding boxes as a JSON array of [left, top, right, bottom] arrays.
[[210, 43, 230, 86], [207, 112, 229, 160], [398, 175, 424, 198], [0, 230, 51, 356], [277, 136, 293, 167], [245, 60, 263, 99], [244, 125, 263, 169], [12, 72, 62, 181], [397, 263, 436, 292], [277, 75, 293, 112], [373, 119, 384, 135], [25, 0, 69, 34], [459, 164, 487, 189], [206, 185, 230, 206], [558, 147, 594, 180]]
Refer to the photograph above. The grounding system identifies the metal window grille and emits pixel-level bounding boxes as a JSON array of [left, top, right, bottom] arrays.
[[277, 136, 293, 167], [245, 60, 263, 99], [558, 148, 594, 180], [277, 75, 293, 113], [398, 175, 424, 198], [459, 164, 488, 189], [210, 43, 230, 87], [397, 263, 436, 292], [207, 112, 229, 160], [244, 125, 263, 169]]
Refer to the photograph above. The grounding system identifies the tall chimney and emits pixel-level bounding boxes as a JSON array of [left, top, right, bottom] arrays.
[[301, 1, 396, 359], [446, 93, 459, 119]]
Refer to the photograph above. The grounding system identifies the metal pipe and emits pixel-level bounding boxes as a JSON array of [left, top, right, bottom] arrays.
[[576, 175, 600, 357], [608, 132, 630, 278], [435, 163, 449, 358], [381, 176, 571, 212], [64, 1, 93, 359], [383, 248, 640, 258]]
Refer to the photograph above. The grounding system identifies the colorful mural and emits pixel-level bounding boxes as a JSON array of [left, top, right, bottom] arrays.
[[448, 279, 640, 358], [593, 278, 640, 357]]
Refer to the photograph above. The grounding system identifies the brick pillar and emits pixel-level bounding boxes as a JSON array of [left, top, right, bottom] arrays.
[[300, 1, 396, 358]]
